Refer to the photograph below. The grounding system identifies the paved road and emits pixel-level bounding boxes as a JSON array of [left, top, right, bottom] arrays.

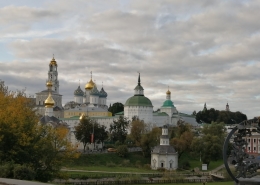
[[0, 178, 54, 185]]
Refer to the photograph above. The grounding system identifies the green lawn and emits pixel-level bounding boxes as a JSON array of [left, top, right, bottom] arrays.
[[64, 166, 153, 173]]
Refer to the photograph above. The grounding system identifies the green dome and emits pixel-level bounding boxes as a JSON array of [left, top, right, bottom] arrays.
[[162, 100, 175, 107], [125, 95, 153, 107], [74, 86, 84, 96]]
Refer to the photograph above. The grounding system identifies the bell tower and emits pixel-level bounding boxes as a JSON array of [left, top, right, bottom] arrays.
[[48, 55, 59, 93]]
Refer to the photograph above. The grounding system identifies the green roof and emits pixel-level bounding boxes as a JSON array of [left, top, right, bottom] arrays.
[[162, 100, 175, 107], [125, 95, 153, 107], [115, 111, 124, 115], [153, 112, 168, 116], [134, 84, 144, 90]]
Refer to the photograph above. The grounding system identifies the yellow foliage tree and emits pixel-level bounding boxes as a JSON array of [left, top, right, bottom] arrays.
[[0, 82, 78, 182]]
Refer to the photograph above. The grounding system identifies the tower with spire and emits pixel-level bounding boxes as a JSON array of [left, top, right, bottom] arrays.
[[35, 56, 63, 118], [124, 73, 153, 124], [48, 56, 59, 93]]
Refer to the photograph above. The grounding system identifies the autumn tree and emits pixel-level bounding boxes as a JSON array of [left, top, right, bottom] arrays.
[[129, 117, 147, 146], [0, 81, 78, 182], [32, 125, 79, 182], [170, 120, 194, 159], [140, 127, 161, 157], [109, 116, 130, 144], [191, 122, 226, 167]]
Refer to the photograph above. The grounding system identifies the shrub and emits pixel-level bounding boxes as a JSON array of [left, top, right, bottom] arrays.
[[135, 160, 141, 168], [116, 145, 128, 157], [106, 162, 116, 167], [143, 164, 151, 170], [115, 141, 122, 146], [13, 165, 35, 180], [180, 161, 191, 170], [0, 162, 16, 178], [122, 159, 130, 166]]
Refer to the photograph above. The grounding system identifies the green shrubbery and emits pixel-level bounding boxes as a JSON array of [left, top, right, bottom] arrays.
[[116, 145, 128, 157], [0, 162, 35, 180]]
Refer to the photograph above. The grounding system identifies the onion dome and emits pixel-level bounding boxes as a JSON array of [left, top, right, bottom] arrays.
[[166, 90, 171, 95], [45, 81, 55, 108], [45, 94, 55, 108], [162, 100, 175, 107], [99, 87, 107, 98], [90, 84, 100, 96], [85, 79, 95, 90], [49, 56, 57, 66], [46, 81, 53, 88], [74, 86, 84, 96], [79, 113, 86, 120]]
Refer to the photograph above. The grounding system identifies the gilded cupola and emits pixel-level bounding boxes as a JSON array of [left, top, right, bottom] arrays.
[[85, 71, 95, 90], [49, 56, 57, 66], [45, 81, 55, 108]]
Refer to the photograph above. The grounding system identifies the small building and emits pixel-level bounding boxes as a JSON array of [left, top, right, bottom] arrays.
[[151, 125, 178, 170]]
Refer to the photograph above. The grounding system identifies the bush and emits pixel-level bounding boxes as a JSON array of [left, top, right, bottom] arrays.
[[106, 162, 116, 167], [180, 161, 191, 170], [35, 170, 54, 182], [115, 141, 122, 146], [13, 165, 35, 180], [0, 162, 16, 178], [122, 159, 130, 166], [116, 145, 128, 157], [143, 164, 151, 170]]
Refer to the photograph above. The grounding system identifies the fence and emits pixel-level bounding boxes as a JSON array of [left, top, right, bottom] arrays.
[[58, 179, 213, 185], [68, 172, 211, 179]]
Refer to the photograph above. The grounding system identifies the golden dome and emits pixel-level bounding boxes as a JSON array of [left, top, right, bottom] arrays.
[[46, 81, 53, 88], [166, 90, 171, 95], [49, 57, 57, 66], [85, 79, 95, 90], [45, 94, 55, 108], [79, 113, 86, 120]]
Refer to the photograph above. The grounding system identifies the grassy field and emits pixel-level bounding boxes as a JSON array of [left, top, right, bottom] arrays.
[[65, 151, 223, 172]]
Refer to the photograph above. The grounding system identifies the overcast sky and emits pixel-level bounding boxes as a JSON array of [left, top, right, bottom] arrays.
[[0, 0, 260, 119]]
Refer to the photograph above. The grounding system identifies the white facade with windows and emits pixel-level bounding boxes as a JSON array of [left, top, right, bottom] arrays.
[[151, 125, 178, 170]]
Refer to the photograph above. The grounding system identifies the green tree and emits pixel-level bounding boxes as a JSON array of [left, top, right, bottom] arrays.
[[95, 125, 108, 148], [140, 127, 161, 157], [109, 116, 130, 143], [196, 107, 247, 124], [108, 102, 124, 116], [170, 120, 194, 159], [129, 117, 147, 146], [116, 145, 128, 157], [191, 122, 226, 167], [74, 116, 98, 152]]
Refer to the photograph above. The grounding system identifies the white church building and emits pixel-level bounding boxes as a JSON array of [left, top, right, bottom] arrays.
[[151, 125, 178, 170]]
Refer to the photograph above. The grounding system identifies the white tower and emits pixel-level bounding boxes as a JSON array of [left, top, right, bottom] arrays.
[[48, 56, 59, 93]]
